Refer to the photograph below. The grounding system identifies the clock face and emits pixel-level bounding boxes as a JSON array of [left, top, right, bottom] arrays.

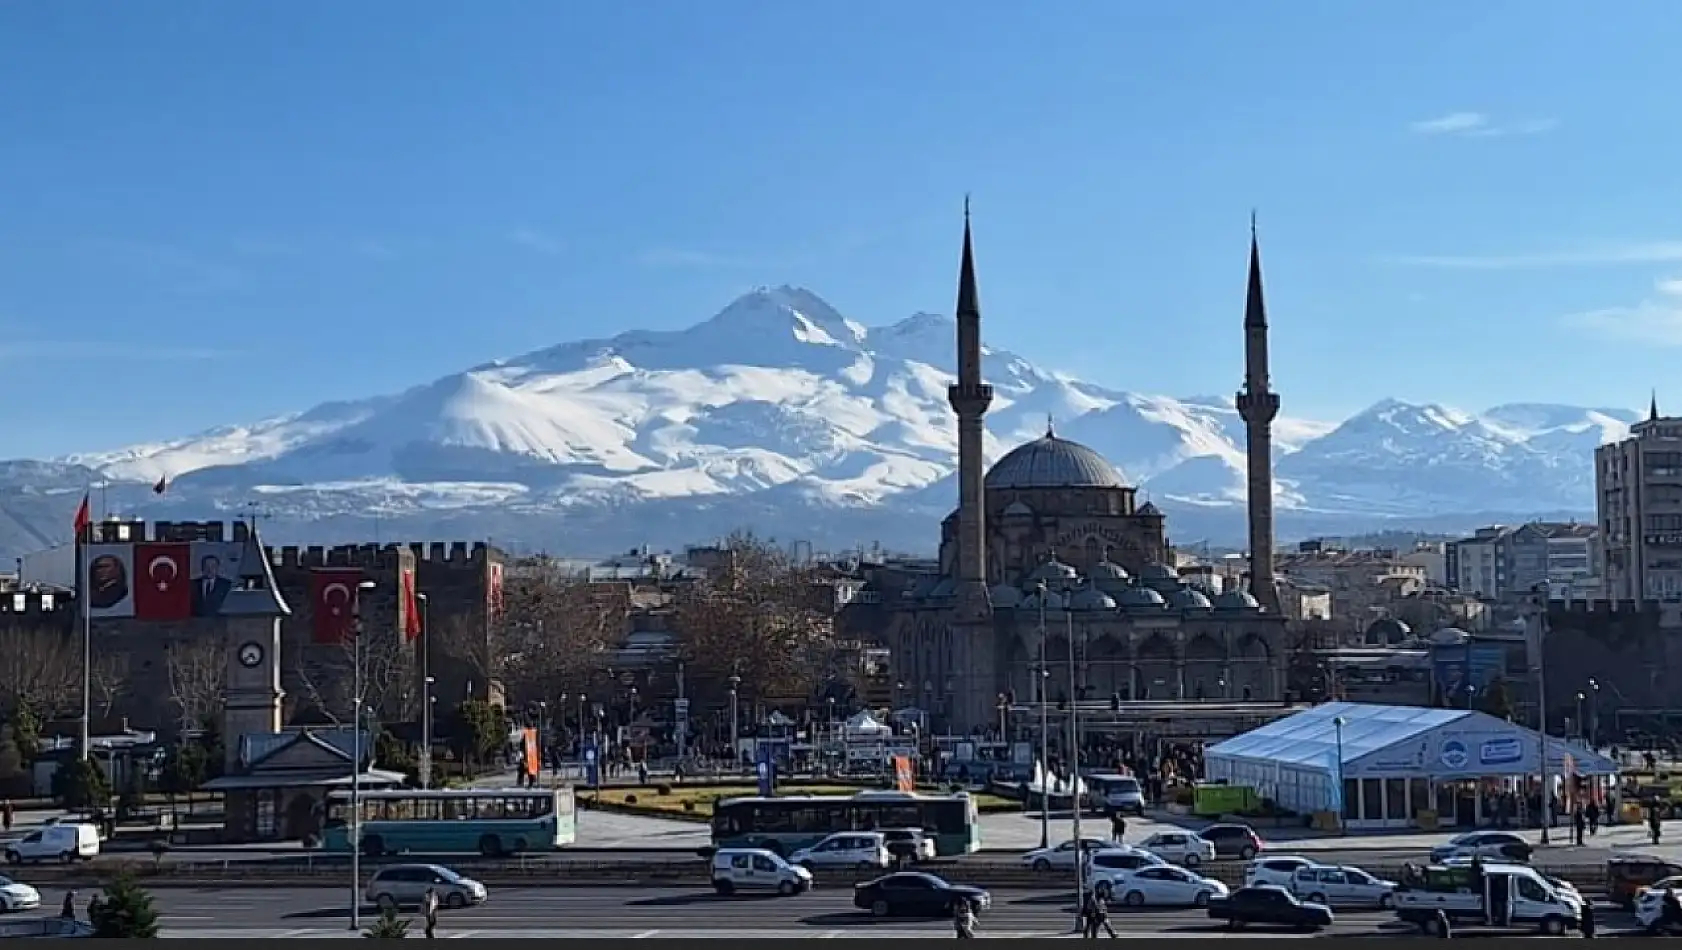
[[238, 642, 265, 668]]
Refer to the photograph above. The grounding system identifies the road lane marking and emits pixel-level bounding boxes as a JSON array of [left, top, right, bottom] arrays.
[[633, 929, 661, 938]]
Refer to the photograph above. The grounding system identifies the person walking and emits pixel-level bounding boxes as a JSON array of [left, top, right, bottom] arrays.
[[952, 898, 977, 939], [1109, 811, 1126, 843], [1, 799, 13, 832], [60, 891, 76, 920], [1580, 898, 1596, 938], [1084, 891, 1117, 938], [421, 886, 440, 939]]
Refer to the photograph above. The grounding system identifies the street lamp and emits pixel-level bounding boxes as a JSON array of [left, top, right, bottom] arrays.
[[1061, 581, 1084, 933], [537, 701, 549, 783], [416, 591, 433, 790], [1034, 581, 1051, 850], [728, 674, 742, 775], [1588, 679, 1601, 748], [348, 578, 377, 931], [1332, 716, 1346, 835], [1575, 692, 1586, 742]]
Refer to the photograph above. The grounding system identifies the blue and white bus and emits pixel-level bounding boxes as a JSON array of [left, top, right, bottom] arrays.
[[711, 790, 981, 857], [321, 787, 575, 857]]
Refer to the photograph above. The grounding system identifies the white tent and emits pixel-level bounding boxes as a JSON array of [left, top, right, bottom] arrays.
[[844, 711, 892, 737]]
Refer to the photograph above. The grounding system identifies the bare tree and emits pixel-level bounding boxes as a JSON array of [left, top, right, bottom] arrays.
[[671, 532, 837, 703], [491, 560, 622, 708], [90, 653, 131, 720], [0, 629, 80, 719], [294, 633, 416, 725], [165, 639, 225, 733]]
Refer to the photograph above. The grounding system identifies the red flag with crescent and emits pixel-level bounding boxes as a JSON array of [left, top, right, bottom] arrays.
[[401, 568, 422, 642], [311, 568, 364, 644], [133, 542, 191, 621]]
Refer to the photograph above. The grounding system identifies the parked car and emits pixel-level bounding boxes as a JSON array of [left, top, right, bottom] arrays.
[[1089, 849, 1168, 900], [1245, 856, 1317, 889], [0, 875, 40, 913], [788, 832, 890, 871], [1206, 885, 1333, 931], [3, 825, 99, 865], [1608, 856, 1682, 909], [1199, 823, 1265, 860], [1429, 831, 1532, 863], [1021, 838, 1121, 872], [1289, 864, 1396, 909], [1138, 831, 1217, 867], [1107, 864, 1229, 908], [711, 848, 813, 896], [364, 864, 487, 910], [852, 872, 990, 918]]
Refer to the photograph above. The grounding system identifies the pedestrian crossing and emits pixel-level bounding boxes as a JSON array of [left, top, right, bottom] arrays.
[[158, 927, 1311, 939]]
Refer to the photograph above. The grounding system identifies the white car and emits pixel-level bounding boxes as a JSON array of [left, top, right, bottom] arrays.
[[1021, 838, 1121, 872], [1105, 864, 1229, 908], [1088, 849, 1169, 900], [0, 875, 40, 913], [1245, 856, 1318, 888], [1289, 864, 1396, 909], [1636, 885, 1680, 933], [1138, 831, 1217, 867], [1428, 831, 1532, 863], [788, 832, 890, 871]]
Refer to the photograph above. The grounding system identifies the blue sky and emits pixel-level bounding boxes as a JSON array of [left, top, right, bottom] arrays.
[[4, 0, 1682, 458]]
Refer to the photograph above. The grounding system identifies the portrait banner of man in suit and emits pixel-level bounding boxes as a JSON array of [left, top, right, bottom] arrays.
[[189, 541, 244, 617]]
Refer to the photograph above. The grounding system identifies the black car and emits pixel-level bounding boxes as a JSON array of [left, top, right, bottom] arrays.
[[1207, 886, 1333, 931], [853, 872, 990, 918], [1200, 823, 1265, 861]]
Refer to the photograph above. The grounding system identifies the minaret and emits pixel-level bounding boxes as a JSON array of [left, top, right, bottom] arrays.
[[948, 199, 993, 619], [1236, 217, 1281, 613]]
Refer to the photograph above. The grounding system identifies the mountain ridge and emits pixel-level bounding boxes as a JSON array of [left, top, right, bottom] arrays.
[[0, 286, 1630, 561]]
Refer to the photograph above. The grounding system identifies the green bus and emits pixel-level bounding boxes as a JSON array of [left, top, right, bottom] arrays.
[[711, 790, 981, 857], [321, 787, 576, 857]]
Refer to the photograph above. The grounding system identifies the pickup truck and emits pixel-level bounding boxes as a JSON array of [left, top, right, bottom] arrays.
[[1206, 885, 1333, 931], [1394, 864, 1580, 936]]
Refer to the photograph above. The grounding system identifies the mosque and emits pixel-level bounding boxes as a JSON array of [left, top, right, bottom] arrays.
[[886, 213, 1292, 734]]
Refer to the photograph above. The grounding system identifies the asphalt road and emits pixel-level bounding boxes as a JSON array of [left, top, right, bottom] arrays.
[[33, 885, 1403, 937]]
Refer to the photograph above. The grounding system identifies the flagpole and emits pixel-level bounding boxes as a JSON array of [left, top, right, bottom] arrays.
[[78, 495, 92, 761]]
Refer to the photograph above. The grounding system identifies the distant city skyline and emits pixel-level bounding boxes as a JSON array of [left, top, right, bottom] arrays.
[[4, 0, 1682, 457]]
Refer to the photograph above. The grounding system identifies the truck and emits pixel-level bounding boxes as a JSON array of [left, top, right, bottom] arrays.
[[1393, 863, 1581, 936]]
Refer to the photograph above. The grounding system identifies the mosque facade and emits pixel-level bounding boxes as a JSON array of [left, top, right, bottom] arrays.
[[886, 213, 1291, 733]]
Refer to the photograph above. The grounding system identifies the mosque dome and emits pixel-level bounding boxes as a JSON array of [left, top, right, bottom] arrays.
[[1168, 587, 1214, 611], [1117, 586, 1167, 610], [1068, 585, 1118, 611], [1028, 557, 1080, 585], [1089, 556, 1132, 593], [990, 583, 1023, 609], [1213, 589, 1260, 611], [985, 431, 1128, 490]]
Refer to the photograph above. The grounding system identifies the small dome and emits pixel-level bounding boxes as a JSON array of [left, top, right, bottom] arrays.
[[1020, 586, 1065, 611], [1365, 617, 1412, 645], [1138, 501, 1162, 517], [985, 432, 1128, 490], [1090, 557, 1132, 594], [1029, 557, 1079, 584], [1138, 562, 1177, 582], [1002, 500, 1034, 518], [990, 583, 1023, 609], [1212, 589, 1260, 611], [1069, 585, 1117, 611], [1168, 587, 1213, 610], [1118, 585, 1167, 610]]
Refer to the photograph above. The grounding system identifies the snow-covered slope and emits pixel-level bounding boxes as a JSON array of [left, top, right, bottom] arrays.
[[31, 286, 1631, 556]]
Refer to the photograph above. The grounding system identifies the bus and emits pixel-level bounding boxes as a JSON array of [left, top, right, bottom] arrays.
[[321, 787, 576, 857], [710, 790, 981, 857]]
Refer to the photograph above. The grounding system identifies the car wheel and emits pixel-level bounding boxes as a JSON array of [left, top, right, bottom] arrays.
[[1542, 916, 1565, 936], [1308, 893, 1327, 906], [361, 836, 385, 858], [1194, 891, 1211, 908], [1238, 846, 1256, 860], [1123, 891, 1144, 907], [1032, 858, 1051, 872], [477, 834, 503, 857], [59, 851, 74, 864], [1379, 893, 1394, 909], [714, 881, 735, 896], [871, 898, 890, 917], [1422, 916, 1442, 937], [445, 892, 467, 909], [2, 852, 16, 865], [778, 881, 795, 896], [1182, 853, 1200, 867]]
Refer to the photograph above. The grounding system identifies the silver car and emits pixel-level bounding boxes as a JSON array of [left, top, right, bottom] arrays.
[[365, 863, 487, 910]]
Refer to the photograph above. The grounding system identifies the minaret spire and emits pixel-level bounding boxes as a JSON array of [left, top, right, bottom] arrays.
[[948, 200, 993, 619], [1236, 217, 1281, 613], [1651, 389, 1661, 422]]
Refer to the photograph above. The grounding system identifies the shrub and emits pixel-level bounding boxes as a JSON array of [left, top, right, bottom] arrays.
[[363, 907, 409, 938], [91, 873, 160, 938], [655, 783, 672, 796], [624, 794, 638, 805]]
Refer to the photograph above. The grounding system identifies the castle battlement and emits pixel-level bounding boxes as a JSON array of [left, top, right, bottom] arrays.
[[1548, 598, 1665, 617], [273, 541, 489, 570]]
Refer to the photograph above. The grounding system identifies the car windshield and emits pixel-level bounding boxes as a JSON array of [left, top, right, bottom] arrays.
[[1116, 779, 1140, 792], [432, 867, 463, 883]]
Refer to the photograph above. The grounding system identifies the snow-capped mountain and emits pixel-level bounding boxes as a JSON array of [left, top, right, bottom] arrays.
[[0, 287, 1635, 560]]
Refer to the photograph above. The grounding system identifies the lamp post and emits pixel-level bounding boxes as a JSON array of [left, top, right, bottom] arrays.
[[577, 693, 587, 758], [1062, 582, 1084, 931], [1332, 715, 1346, 835], [348, 578, 377, 931], [416, 591, 433, 790], [729, 674, 742, 775], [996, 694, 1009, 746], [1574, 692, 1586, 742], [1034, 581, 1051, 850], [1588, 679, 1600, 748], [537, 701, 549, 782]]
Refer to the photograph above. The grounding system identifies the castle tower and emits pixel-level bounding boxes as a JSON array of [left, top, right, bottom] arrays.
[[1236, 219, 1281, 613], [948, 199, 993, 619], [220, 521, 290, 773]]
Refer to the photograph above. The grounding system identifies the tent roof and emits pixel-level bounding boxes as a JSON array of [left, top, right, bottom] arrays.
[[1206, 702, 1470, 769]]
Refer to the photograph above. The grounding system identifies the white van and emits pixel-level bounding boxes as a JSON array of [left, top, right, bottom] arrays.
[[711, 847, 813, 896], [4, 824, 100, 864], [788, 832, 890, 871]]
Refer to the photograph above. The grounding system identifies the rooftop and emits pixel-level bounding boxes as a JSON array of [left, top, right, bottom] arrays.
[[1206, 701, 1470, 768]]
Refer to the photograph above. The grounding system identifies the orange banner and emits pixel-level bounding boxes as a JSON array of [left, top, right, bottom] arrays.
[[892, 755, 915, 792], [522, 727, 540, 777]]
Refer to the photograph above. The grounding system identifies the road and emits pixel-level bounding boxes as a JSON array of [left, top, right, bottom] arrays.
[[35, 885, 1408, 938]]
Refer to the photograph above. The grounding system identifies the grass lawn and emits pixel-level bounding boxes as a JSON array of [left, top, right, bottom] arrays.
[[592, 785, 1019, 820]]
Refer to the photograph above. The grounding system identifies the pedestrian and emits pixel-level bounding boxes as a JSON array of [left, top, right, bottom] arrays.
[[1580, 898, 1596, 938], [1085, 891, 1116, 939], [421, 886, 439, 939], [87, 894, 101, 924], [1110, 811, 1126, 843], [1, 799, 12, 832], [1433, 908, 1452, 939], [1586, 800, 1600, 836], [61, 891, 76, 919], [1572, 807, 1586, 846], [952, 897, 976, 939]]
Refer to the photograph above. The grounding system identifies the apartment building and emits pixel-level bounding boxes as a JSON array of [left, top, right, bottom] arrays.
[[1597, 407, 1682, 600], [1447, 522, 1601, 601]]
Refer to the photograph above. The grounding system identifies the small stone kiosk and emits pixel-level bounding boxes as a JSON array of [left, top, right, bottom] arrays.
[[202, 527, 404, 842]]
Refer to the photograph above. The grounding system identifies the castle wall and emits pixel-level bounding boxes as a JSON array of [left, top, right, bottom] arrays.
[[1545, 599, 1682, 717]]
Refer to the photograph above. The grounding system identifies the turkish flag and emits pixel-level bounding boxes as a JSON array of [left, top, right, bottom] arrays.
[[401, 569, 421, 642], [133, 543, 192, 620], [311, 568, 363, 644]]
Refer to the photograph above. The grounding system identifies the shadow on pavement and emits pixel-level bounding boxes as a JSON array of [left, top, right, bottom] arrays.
[[282, 904, 381, 920], [625, 892, 782, 907], [798, 911, 947, 927]]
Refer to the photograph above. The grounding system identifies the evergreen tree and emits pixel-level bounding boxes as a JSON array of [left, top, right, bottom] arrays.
[[91, 874, 160, 938], [363, 907, 409, 938], [52, 757, 110, 811]]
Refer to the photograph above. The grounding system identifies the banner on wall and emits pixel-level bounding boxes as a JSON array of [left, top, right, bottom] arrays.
[[133, 542, 192, 621], [187, 541, 246, 617], [310, 568, 364, 644], [83, 544, 135, 618], [522, 727, 540, 777]]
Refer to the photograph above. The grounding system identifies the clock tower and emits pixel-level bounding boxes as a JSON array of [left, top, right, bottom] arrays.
[[216, 524, 290, 774]]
